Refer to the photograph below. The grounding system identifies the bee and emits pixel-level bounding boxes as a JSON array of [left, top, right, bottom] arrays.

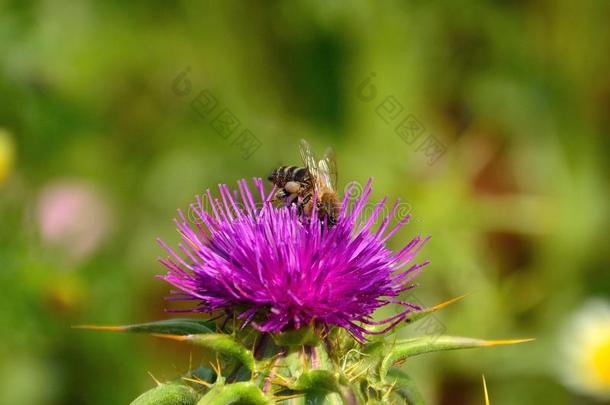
[[267, 165, 312, 206], [268, 139, 340, 226]]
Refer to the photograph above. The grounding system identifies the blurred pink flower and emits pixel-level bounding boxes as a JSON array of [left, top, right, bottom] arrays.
[[37, 181, 112, 263]]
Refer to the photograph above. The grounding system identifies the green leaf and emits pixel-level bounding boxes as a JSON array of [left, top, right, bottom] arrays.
[[130, 383, 199, 405], [158, 333, 256, 372], [385, 369, 425, 405], [74, 318, 216, 335], [196, 382, 269, 405], [379, 335, 533, 381]]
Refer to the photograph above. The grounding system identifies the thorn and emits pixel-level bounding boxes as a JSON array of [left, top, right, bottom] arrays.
[[251, 336, 257, 354], [301, 345, 308, 371], [481, 338, 535, 346], [208, 354, 222, 378], [341, 348, 369, 370], [271, 373, 291, 387], [344, 360, 361, 374], [263, 355, 282, 394], [147, 371, 162, 386], [182, 376, 212, 388], [216, 355, 222, 378], [72, 325, 125, 331], [384, 378, 398, 400], [348, 365, 369, 383], [431, 293, 470, 312], [319, 326, 329, 340], [344, 359, 365, 375], [151, 333, 190, 342], [482, 375, 490, 405], [263, 352, 286, 371], [392, 358, 407, 367]]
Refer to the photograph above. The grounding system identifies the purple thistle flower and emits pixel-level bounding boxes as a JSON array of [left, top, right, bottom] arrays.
[[158, 178, 429, 341]]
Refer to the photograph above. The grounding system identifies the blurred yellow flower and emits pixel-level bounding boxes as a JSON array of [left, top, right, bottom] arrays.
[[560, 299, 610, 400], [0, 129, 15, 184]]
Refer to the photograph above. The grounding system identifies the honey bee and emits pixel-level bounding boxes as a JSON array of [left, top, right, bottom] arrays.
[[267, 139, 339, 226], [267, 165, 312, 206]]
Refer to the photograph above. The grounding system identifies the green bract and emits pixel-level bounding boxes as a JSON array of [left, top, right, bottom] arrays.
[[78, 298, 531, 404]]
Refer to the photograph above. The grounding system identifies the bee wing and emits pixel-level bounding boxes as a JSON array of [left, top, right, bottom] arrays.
[[299, 138, 320, 184], [318, 147, 338, 191], [299, 139, 318, 171]]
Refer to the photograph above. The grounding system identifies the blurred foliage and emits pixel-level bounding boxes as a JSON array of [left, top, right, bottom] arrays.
[[0, 1, 609, 404]]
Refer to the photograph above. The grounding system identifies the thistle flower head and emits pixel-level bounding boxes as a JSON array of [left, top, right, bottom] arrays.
[[158, 178, 429, 341]]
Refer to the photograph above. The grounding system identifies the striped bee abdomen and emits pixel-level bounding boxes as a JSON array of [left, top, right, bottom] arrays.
[[267, 166, 310, 187]]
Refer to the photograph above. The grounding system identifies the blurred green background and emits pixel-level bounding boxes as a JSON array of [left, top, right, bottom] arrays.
[[1, 1, 609, 404]]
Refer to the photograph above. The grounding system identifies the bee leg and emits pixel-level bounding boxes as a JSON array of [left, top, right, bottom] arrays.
[[274, 189, 287, 201], [297, 194, 314, 217], [285, 192, 298, 206], [296, 200, 305, 216]]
